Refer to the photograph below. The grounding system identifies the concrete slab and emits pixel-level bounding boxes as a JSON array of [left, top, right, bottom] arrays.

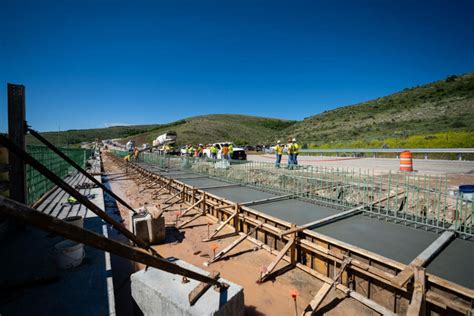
[[426, 238, 474, 289], [179, 178, 232, 188], [251, 199, 343, 225], [131, 259, 244, 316], [204, 186, 279, 203], [314, 214, 439, 264]]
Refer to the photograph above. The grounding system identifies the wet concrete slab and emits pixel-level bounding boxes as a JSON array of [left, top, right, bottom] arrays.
[[426, 238, 474, 289], [251, 199, 342, 225], [314, 214, 439, 264], [178, 177, 232, 188], [204, 186, 280, 203]]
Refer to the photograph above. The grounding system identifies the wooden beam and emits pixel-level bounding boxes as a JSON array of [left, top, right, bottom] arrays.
[[180, 198, 204, 218], [188, 271, 220, 305], [391, 229, 455, 288], [240, 194, 294, 207], [203, 210, 238, 241], [0, 195, 223, 287], [162, 189, 184, 205], [206, 223, 263, 265], [8, 84, 26, 204], [302, 257, 352, 315], [259, 237, 295, 282], [176, 211, 203, 229], [198, 183, 241, 190], [406, 267, 426, 316]]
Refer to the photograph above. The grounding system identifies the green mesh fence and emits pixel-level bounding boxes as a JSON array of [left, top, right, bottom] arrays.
[[26, 145, 93, 205]]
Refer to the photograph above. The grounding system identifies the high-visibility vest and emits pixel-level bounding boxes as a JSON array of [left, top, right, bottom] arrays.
[[229, 145, 234, 154], [211, 146, 218, 154], [294, 143, 299, 154], [275, 145, 283, 155], [287, 143, 294, 154], [222, 147, 229, 155]]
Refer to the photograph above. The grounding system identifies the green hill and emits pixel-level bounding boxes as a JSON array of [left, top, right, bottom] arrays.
[[27, 72, 474, 149], [121, 114, 296, 146], [284, 72, 474, 148]]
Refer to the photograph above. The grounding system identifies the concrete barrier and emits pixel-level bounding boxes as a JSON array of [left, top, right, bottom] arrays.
[[131, 259, 244, 316]]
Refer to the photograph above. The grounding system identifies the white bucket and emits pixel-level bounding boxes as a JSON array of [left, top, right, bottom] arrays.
[[64, 216, 84, 229], [54, 240, 85, 269]]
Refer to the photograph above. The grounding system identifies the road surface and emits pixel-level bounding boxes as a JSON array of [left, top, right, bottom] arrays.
[[248, 154, 474, 176]]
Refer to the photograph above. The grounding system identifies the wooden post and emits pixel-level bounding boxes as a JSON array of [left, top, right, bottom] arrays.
[[8, 84, 26, 204]]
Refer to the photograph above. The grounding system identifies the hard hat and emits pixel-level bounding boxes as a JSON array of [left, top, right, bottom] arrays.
[[277, 140, 281, 143], [292, 138, 296, 142]]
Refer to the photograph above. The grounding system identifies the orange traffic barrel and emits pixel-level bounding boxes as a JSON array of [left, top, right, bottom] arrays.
[[400, 150, 413, 172]]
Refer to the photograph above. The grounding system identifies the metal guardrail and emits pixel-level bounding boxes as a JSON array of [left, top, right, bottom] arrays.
[[300, 148, 474, 153]]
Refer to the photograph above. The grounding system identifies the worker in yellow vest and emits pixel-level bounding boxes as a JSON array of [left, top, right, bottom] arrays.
[[228, 144, 234, 160], [287, 138, 295, 169], [210, 145, 218, 159], [293, 138, 299, 166], [274, 140, 283, 168]]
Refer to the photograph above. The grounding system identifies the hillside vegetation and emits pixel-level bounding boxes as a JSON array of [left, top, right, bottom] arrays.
[[28, 72, 474, 148], [286, 72, 474, 148], [121, 114, 296, 145]]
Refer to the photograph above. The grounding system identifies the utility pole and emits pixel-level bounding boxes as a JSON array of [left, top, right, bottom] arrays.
[[8, 84, 27, 204]]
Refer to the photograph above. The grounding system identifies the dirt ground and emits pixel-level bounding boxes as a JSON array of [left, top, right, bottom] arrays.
[[102, 153, 379, 316]]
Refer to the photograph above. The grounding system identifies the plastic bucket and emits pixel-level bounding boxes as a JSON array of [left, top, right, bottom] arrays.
[[54, 240, 85, 269], [64, 216, 84, 229]]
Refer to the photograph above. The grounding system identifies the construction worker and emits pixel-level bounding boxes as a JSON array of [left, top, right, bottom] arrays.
[[228, 143, 234, 160], [198, 144, 204, 158], [222, 143, 230, 160], [293, 138, 299, 165], [274, 140, 283, 168], [210, 144, 218, 159], [133, 147, 140, 161], [287, 138, 295, 169]]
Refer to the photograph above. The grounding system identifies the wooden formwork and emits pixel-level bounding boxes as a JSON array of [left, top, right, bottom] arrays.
[[112, 155, 474, 315]]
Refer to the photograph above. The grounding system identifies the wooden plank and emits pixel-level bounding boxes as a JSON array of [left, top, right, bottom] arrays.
[[406, 267, 426, 316], [259, 237, 295, 282], [198, 183, 241, 190], [206, 223, 262, 265], [162, 189, 183, 205], [179, 198, 204, 218], [188, 271, 220, 305], [8, 84, 26, 204], [303, 282, 332, 315], [203, 210, 238, 241], [302, 258, 351, 315], [176, 211, 203, 229], [240, 194, 294, 206], [391, 229, 455, 288]]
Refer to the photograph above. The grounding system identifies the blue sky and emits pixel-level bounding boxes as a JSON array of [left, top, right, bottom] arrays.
[[1, 0, 473, 132]]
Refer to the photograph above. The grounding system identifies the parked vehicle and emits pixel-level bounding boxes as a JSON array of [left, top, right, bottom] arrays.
[[203, 142, 247, 160]]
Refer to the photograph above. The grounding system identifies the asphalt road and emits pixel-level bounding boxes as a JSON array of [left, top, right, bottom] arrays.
[[248, 154, 474, 175]]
